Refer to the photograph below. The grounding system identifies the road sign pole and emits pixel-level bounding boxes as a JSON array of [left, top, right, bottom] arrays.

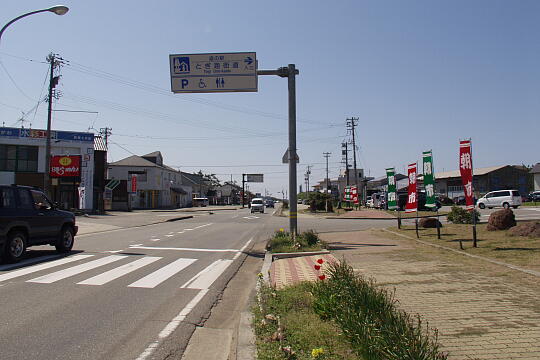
[[288, 64, 298, 237]]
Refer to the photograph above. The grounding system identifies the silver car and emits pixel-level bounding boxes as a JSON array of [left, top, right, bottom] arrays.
[[477, 190, 522, 209]]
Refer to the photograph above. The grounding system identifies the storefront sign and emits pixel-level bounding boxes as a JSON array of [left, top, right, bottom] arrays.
[[50, 155, 81, 177]]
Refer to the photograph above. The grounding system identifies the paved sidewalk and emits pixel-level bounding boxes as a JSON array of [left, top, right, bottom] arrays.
[[270, 253, 336, 289], [269, 230, 540, 359]]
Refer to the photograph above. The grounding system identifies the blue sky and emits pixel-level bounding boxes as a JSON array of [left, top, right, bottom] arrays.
[[1, 0, 539, 196]]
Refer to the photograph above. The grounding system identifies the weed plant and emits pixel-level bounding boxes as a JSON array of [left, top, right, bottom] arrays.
[[267, 230, 327, 253], [311, 261, 448, 360], [446, 206, 480, 224]]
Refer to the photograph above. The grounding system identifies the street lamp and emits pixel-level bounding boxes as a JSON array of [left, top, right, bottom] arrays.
[[0, 5, 69, 197], [0, 6, 69, 43]]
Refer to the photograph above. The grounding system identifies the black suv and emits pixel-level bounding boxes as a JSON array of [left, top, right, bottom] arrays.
[[0, 185, 78, 263]]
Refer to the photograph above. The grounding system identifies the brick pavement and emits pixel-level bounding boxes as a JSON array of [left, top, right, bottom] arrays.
[[269, 230, 540, 359]]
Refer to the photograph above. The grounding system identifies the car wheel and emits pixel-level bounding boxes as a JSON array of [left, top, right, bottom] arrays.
[[502, 202, 510, 209], [478, 203, 485, 209], [4, 231, 27, 263], [513, 206, 519, 209], [56, 226, 74, 253]]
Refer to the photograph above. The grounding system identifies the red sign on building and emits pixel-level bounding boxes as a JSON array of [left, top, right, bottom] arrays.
[[459, 140, 475, 210], [405, 163, 417, 213], [131, 175, 137, 193], [50, 155, 81, 177]]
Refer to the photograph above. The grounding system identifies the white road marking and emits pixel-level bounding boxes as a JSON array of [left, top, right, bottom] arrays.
[[151, 239, 160, 242], [0, 255, 61, 272], [233, 237, 253, 259], [135, 289, 208, 360], [243, 216, 259, 219], [77, 257, 161, 285], [177, 231, 185, 234], [0, 255, 94, 283], [184, 228, 194, 231], [165, 235, 174, 237], [129, 245, 240, 253], [181, 259, 233, 290], [27, 255, 125, 284], [103, 250, 124, 253], [128, 258, 196, 288]]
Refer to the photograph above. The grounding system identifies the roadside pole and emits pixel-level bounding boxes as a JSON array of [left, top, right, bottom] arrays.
[[241, 174, 245, 208], [471, 140, 478, 247], [258, 65, 299, 238]]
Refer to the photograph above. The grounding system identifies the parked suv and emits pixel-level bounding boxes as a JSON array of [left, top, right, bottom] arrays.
[[250, 198, 265, 213], [477, 190, 522, 209], [0, 185, 78, 263]]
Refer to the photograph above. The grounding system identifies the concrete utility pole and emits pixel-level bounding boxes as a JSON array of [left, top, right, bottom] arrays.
[[323, 152, 331, 211], [44, 53, 64, 196], [347, 117, 359, 205], [305, 165, 312, 195], [99, 127, 112, 148], [342, 142, 350, 186]]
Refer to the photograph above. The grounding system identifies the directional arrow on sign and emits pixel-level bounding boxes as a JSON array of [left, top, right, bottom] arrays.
[[244, 56, 254, 65]]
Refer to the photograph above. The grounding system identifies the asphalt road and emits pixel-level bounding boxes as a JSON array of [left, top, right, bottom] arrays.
[[0, 207, 390, 360]]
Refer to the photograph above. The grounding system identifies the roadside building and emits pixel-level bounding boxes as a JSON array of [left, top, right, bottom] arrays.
[[216, 182, 241, 205], [107, 151, 192, 210], [0, 126, 96, 211], [531, 163, 540, 191], [434, 165, 531, 199]]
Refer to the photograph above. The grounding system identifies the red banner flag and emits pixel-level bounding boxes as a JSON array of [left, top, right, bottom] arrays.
[[50, 155, 81, 177], [459, 140, 475, 210], [351, 186, 359, 204], [405, 163, 417, 213]]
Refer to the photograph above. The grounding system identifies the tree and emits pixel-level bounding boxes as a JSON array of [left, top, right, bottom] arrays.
[[194, 170, 221, 187]]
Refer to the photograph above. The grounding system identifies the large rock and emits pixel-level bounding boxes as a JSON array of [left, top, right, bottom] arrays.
[[509, 221, 540, 237], [486, 209, 516, 231], [419, 217, 442, 228]]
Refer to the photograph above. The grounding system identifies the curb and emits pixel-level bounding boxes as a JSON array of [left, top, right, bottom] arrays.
[[325, 216, 396, 220], [383, 228, 540, 277], [271, 250, 330, 259]]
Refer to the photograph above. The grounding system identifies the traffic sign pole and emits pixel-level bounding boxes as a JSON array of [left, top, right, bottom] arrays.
[[258, 65, 299, 237]]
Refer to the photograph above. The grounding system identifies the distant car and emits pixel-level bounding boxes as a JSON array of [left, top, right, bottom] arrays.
[[250, 198, 265, 213], [527, 191, 540, 202], [297, 199, 303, 204], [0, 185, 78, 263], [265, 199, 275, 208], [366, 196, 374, 208], [477, 190, 522, 209]]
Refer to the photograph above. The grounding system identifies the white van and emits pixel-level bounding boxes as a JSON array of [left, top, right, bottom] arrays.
[[477, 190, 522, 209]]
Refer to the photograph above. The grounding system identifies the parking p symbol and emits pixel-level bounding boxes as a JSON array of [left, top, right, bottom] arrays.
[[181, 79, 189, 89]]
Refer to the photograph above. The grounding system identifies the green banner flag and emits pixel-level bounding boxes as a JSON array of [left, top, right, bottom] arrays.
[[423, 151, 436, 208], [386, 168, 397, 210]]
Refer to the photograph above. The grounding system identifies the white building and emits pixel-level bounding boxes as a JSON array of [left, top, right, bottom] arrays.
[[107, 151, 192, 209]]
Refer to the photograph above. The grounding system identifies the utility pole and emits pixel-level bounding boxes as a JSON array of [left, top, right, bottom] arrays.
[[347, 117, 359, 206], [342, 142, 350, 186], [44, 53, 64, 197], [323, 152, 331, 211], [304, 165, 312, 195], [99, 127, 112, 148], [241, 173, 246, 208]]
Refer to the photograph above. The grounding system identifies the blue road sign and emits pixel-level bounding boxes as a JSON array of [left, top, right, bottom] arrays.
[[169, 52, 257, 93]]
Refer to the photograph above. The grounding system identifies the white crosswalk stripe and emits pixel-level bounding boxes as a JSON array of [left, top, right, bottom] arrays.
[[0, 254, 234, 290], [0, 254, 94, 283], [77, 256, 161, 286], [128, 258, 197, 288], [27, 255, 126, 284]]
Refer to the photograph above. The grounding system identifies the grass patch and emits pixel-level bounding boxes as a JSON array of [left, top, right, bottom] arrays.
[[522, 202, 540, 207], [390, 222, 540, 271], [254, 282, 360, 360], [267, 230, 327, 253]]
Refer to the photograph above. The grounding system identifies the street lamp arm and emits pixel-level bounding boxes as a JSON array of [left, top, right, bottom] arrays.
[[0, 6, 69, 43]]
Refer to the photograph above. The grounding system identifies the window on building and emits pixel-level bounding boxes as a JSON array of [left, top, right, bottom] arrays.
[[0, 145, 38, 172]]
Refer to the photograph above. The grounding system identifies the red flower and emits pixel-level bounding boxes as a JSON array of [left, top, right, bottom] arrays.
[[318, 275, 326, 280], [314, 265, 321, 270], [317, 259, 324, 264]]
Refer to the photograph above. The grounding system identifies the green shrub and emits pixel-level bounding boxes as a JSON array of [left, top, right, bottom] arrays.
[[267, 229, 326, 253], [446, 205, 480, 224], [311, 261, 447, 360], [308, 192, 332, 212]]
